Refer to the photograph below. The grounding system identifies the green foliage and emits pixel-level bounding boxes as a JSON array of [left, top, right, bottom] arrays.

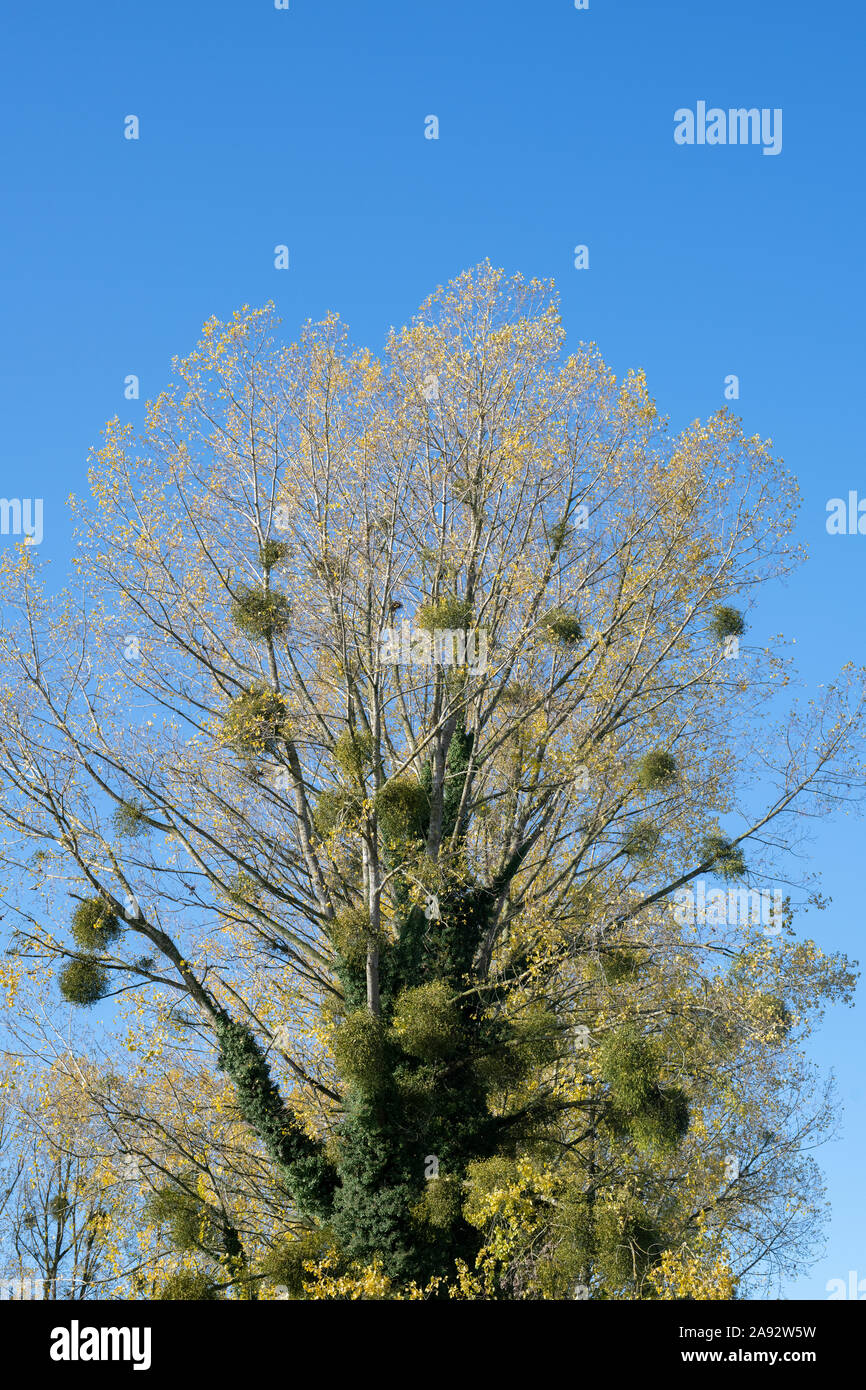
[[112, 799, 148, 838], [540, 608, 582, 644], [333, 729, 375, 780], [374, 777, 429, 842], [391, 981, 461, 1060], [636, 750, 677, 790], [156, 1271, 220, 1301], [260, 1229, 334, 1298], [416, 1174, 463, 1230], [58, 956, 109, 1007], [49, 1194, 70, 1221], [623, 820, 661, 860], [416, 597, 473, 632], [71, 898, 122, 952], [333, 1010, 391, 1092], [700, 832, 747, 879], [710, 604, 746, 641], [442, 719, 474, 841], [222, 687, 292, 756], [328, 871, 500, 1283]]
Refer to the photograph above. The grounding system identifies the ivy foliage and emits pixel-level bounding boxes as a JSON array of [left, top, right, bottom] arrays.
[[213, 1016, 338, 1222]]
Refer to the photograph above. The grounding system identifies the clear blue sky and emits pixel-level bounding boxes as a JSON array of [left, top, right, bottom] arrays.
[[1, 0, 863, 1298]]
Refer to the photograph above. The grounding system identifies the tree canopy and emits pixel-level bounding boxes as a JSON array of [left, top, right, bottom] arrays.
[[0, 264, 861, 1299]]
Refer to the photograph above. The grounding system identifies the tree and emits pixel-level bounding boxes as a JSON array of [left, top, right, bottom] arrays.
[[0, 1059, 139, 1299], [0, 264, 861, 1297]]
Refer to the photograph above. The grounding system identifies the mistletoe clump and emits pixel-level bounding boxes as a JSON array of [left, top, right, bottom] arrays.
[[391, 981, 461, 1061], [540, 608, 582, 644], [311, 548, 350, 587], [230, 585, 292, 642], [328, 907, 378, 968], [710, 604, 746, 641], [333, 729, 375, 780], [112, 799, 148, 838], [600, 1025, 690, 1155], [754, 993, 793, 1040], [260, 1229, 335, 1298], [226, 871, 261, 907], [333, 1010, 391, 1093], [546, 517, 571, 556], [222, 687, 292, 756], [593, 1203, 664, 1288], [700, 832, 747, 879], [629, 1086, 690, 1154], [600, 948, 643, 984], [600, 1026, 659, 1115], [313, 787, 363, 837], [416, 1174, 463, 1230], [636, 750, 677, 790], [499, 681, 535, 707], [156, 1271, 221, 1301], [144, 1183, 220, 1253], [416, 596, 474, 632], [473, 1006, 562, 1095], [58, 956, 109, 1007], [71, 898, 122, 952], [259, 538, 291, 570], [623, 820, 661, 860], [374, 777, 429, 843]]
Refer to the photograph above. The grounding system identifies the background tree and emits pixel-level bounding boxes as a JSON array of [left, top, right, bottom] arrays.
[[0, 1059, 139, 1299], [0, 264, 861, 1297]]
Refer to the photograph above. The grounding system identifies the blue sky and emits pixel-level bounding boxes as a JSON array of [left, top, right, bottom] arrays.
[[1, 0, 863, 1298]]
